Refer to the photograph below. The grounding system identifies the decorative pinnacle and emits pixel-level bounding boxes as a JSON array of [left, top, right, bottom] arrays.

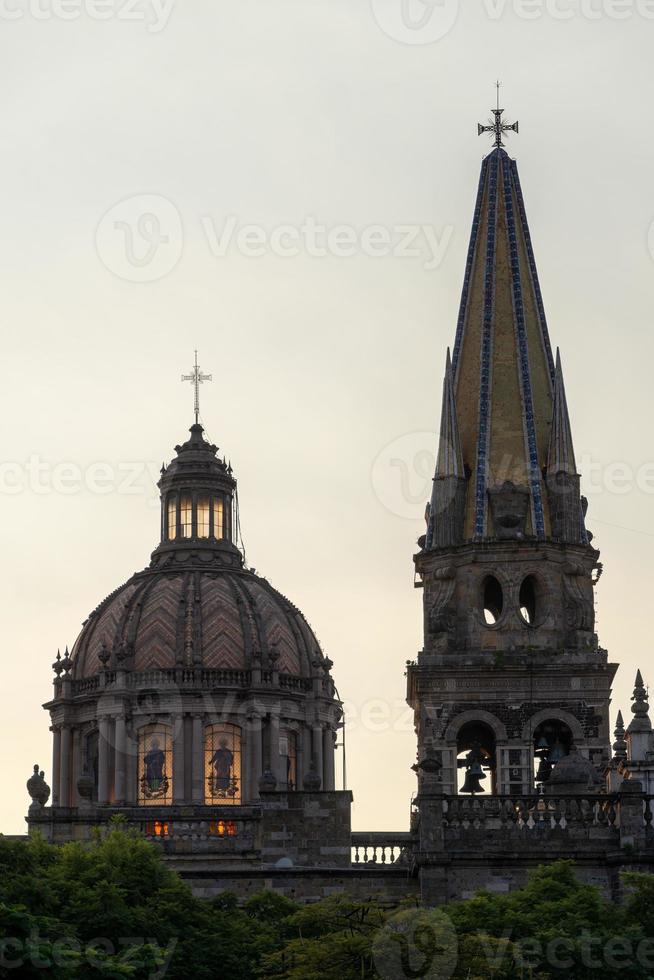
[[478, 82, 519, 149], [612, 710, 628, 761], [181, 350, 212, 425], [628, 669, 652, 733]]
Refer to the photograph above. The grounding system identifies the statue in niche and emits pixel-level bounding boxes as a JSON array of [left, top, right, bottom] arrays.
[[142, 737, 168, 798], [210, 737, 235, 797]]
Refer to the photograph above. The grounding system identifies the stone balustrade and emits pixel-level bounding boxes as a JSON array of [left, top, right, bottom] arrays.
[[351, 832, 412, 866], [69, 669, 314, 698]]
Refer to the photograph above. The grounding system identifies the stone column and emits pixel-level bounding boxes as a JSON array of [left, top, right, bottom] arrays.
[[268, 713, 281, 785], [114, 715, 127, 805], [59, 726, 72, 807], [312, 725, 324, 788], [125, 728, 137, 804], [248, 714, 263, 800], [51, 726, 61, 807], [322, 728, 335, 791], [301, 726, 312, 788], [173, 715, 185, 803], [191, 714, 204, 803], [98, 717, 111, 805]]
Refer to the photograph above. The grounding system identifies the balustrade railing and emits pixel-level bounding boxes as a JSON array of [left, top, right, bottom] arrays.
[[351, 832, 412, 866], [71, 668, 311, 696], [442, 794, 620, 832]]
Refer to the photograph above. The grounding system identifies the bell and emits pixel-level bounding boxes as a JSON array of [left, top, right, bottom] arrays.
[[460, 762, 487, 795], [549, 740, 566, 763], [536, 758, 552, 783], [536, 735, 549, 751]]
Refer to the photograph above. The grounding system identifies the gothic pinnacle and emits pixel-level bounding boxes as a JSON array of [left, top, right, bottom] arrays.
[[612, 710, 628, 761], [628, 670, 652, 734]]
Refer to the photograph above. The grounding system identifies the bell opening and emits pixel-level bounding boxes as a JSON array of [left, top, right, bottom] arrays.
[[456, 721, 496, 795], [482, 576, 504, 626], [533, 720, 572, 788]]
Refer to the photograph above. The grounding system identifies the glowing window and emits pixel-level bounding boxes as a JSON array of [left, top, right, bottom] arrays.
[[145, 820, 170, 837], [280, 730, 297, 790], [205, 724, 241, 805], [213, 498, 224, 540], [167, 496, 177, 540], [138, 725, 173, 806], [197, 496, 210, 539], [180, 495, 193, 539], [208, 819, 237, 837]]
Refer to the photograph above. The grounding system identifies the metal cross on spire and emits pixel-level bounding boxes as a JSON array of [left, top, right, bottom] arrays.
[[478, 82, 519, 148], [181, 350, 212, 424]]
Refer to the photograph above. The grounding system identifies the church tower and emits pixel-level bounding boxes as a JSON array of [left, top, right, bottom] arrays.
[[408, 105, 616, 799]]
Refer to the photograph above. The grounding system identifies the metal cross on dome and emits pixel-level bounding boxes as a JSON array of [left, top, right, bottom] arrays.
[[181, 350, 212, 424], [478, 81, 519, 148]]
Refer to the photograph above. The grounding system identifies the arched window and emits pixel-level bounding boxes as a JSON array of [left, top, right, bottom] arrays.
[[213, 497, 224, 540], [197, 495, 210, 538], [533, 719, 573, 788], [280, 730, 297, 790], [180, 495, 193, 539], [167, 496, 177, 540], [138, 724, 173, 806], [205, 724, 241, 804], [456, 721, 497, 795], [519, 575, 539, 626], [482, 576, 504, 625]]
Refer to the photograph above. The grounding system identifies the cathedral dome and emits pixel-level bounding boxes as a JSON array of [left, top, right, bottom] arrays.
[[70, 420, 328, 683], [71, 566, 323, 680], [48, 404, 339, 811]]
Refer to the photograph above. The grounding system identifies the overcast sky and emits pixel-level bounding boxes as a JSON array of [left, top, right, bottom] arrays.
[[1, 0, 653, 833]]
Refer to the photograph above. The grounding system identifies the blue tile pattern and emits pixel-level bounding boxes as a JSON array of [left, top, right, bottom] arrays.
[[502, 153, 546, 538], [473, 149, 499, 538], [452, 157, 488, 379], [510, 159, 556, 387]]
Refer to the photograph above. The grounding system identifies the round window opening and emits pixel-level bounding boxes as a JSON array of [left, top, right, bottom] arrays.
[[482, 576, 504, 626], [519, 575, 538, 626]]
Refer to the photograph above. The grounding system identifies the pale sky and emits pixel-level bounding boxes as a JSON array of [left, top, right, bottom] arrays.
[[1, 0, 654, 833]]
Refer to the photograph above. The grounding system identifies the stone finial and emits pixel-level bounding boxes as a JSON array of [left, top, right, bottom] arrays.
[[77, 768, 94, 802], [612, 710, 628, 761], [27, 764, 50, 811], [258, 768, 277, 792], [98, 640, 111, 668], [52, 650, 63, 677], [628, 670, 652, 734], [60, 646, 72, 675]]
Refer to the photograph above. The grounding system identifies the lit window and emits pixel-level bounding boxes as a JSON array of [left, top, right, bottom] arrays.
[[213, 498, 224, 540], [197, 496, 210, 539], [180, 495, 193, 539], [167, 496, 177, 540], [280, 731, 297, 790], [138, 725, 173, 806], [208, 819, 237, 837], [145, 820, 170, 837], [205, 724, 241, 805]]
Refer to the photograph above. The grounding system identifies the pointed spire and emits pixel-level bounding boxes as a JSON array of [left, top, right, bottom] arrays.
[[426, 351, 467, 550], [612, 710, 628, 762], [435, 349, 464, 479], [547, 350, 578, 476], [628, 670, 652, 734]]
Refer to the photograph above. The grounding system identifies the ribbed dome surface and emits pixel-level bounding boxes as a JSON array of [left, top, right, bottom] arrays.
[[71, 567, 321, 679]]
